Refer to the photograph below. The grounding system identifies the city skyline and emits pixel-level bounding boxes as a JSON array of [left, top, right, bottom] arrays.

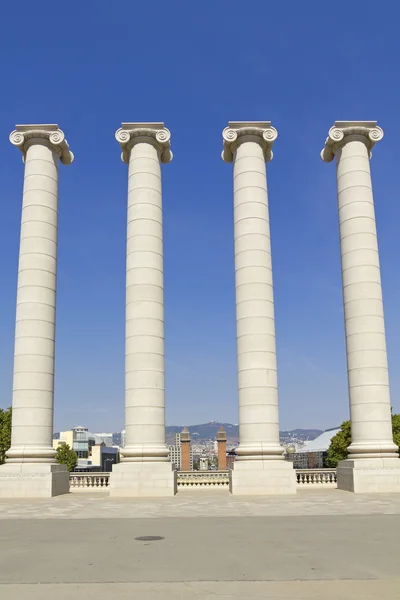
[[54, 421, 325, 443]]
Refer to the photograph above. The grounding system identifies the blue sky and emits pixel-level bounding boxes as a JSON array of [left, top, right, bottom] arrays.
[[0, 1, 399, 432]]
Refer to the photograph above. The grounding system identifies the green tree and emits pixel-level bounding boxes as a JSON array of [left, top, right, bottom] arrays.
[[56, 444, 78, 472], [392, 413, 400, 449], [325, 420, 351, 467], [0, 407, 12, 465], [326, 414, 400, 467]]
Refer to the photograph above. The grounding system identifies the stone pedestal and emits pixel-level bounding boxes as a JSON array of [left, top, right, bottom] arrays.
[[230, 460, 296, 496], [337, 459, 400, 493], [110, 462, 177, 497], [110, 123, 176, 497], [0, 125, 73, 498], [0, 463, 69, 498], [322, 121, 400, 493], [222, 122, 296, 495]]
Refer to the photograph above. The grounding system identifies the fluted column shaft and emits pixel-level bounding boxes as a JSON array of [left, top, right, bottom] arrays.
[[223, 123, 283, 461], [116, 124, 172, 463], [124, 141, 166, 460], [322, 122, 398, 459], [7, 125, 73, 463]]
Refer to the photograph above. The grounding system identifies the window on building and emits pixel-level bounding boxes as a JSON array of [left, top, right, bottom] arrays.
[[77, 451, 88, 459]]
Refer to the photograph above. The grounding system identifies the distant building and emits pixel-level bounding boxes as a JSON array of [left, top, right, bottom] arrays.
[[53, 426, 118, 471], [90, 445, 118, 472], [92, 433, 113, 447], [180, 427, 192, 471], [53, 426, 95, 460], [168, 438, 180, 469], [287, 427, 340, 469], [169, 431, 193, 470], [216, 426, 227, 470], [226, 449, 236, 470], [199, 451, 209, 471]]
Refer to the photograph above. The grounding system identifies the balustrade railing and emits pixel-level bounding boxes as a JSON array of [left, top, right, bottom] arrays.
[[69, 468, 338, 492], [296, 469, 337, 486], [177, 471, 230, 487], [69, 472, 110, 491]]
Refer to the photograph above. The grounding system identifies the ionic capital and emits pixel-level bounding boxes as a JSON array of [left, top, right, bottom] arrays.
[[222, 121, 278, 163], [115, 122, 172, 164], [321, 121, 384, 162], [9, 124, 74, 165]]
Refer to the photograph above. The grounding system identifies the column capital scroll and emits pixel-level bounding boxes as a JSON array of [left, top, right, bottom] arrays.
[[9, 124, 74, 165], [115, 122, 172, 164], [222, 121, 278, 163], [321, 121, 384, 162]]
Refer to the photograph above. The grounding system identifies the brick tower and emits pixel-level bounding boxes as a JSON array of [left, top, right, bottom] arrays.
[[180, 427, 191, 471], [216, 426, 227, 470]]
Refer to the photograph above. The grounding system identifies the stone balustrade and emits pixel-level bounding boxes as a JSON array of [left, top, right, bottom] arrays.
[[296, 469, 337, 487], [69, 473, 110, 492], [178, 471, 230, 488], [68, 469, 338, 492]]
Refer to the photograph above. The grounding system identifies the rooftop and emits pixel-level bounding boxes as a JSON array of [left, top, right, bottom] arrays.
[[300, 427, 341, 452]]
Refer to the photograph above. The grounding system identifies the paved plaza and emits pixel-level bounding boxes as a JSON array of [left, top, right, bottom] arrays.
[[2, 488, 400, 519], [1, 489, 400, 599]]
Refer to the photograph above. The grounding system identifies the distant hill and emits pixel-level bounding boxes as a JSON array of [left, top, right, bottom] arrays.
[[54, 424, 323, 446], [166, 422, 323, 445], [166, 422, 238, 443], [280, 429, 323, 441]]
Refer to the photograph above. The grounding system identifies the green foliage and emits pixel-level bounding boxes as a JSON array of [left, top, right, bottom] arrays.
[[326, 420, 351, 467], [0, 407, 12, 464], [56, 444, 78, 472], [0, 407, 12, 465], [392, 413, 400, 449], [326, 413, 400, 467]]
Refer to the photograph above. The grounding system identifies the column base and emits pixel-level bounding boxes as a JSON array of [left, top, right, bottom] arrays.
[[109, 462, 177, 497], [0, 463, 69, 498], [337, 458, 400, 493], [230, 459, 297, 496]]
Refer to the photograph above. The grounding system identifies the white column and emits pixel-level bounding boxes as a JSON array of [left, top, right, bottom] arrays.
[[322, 121, 400, 493], [0, 125, 73, 498], [222, 122, 296, 495], [110, 122, 176, 497]]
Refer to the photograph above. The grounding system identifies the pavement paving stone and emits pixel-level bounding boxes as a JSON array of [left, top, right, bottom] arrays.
[[1, 488, 400, 519], [2, 581, 400, 600], [2, 490, 400, 599]]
